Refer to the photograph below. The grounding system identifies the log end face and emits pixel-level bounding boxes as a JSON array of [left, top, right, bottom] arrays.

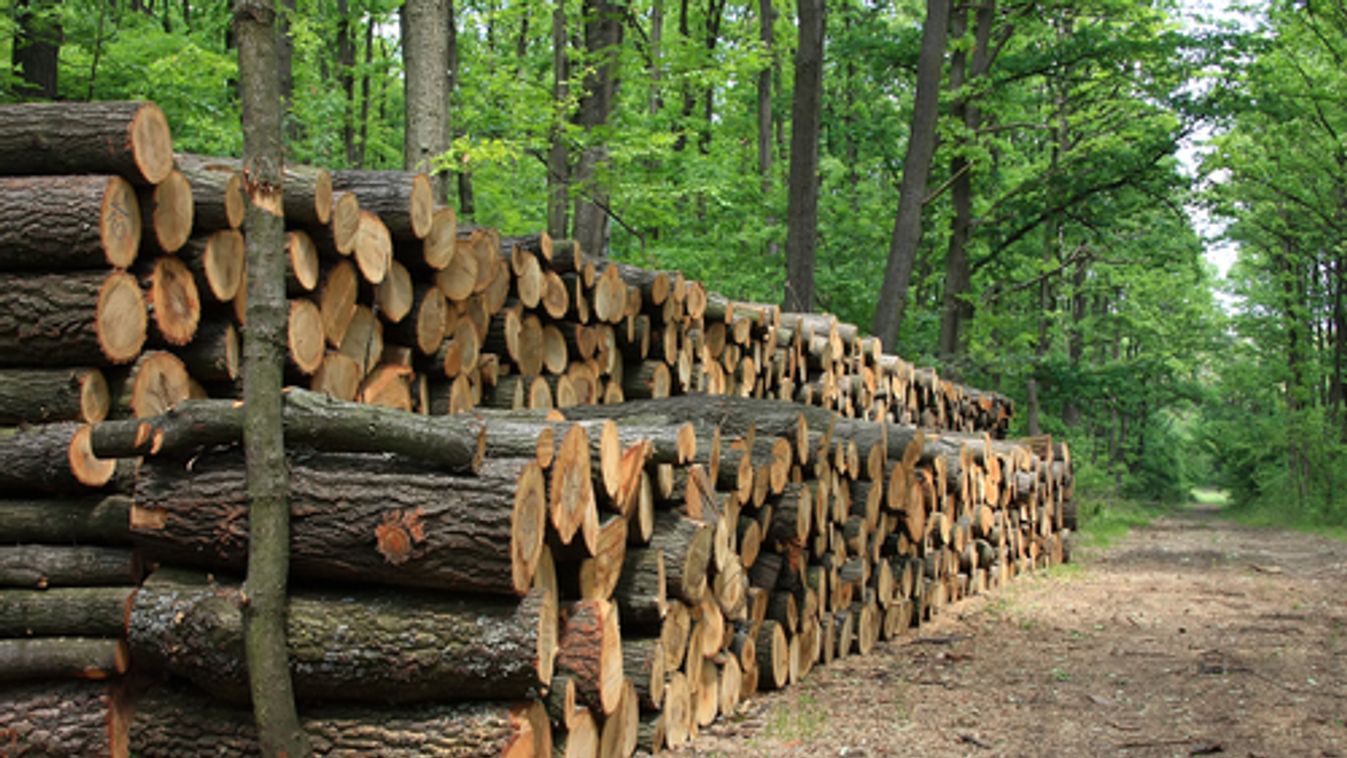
[[409, 172, 434, 239], [313, 168, 333, 225], [96, 271, 148, 364], [331, 191, 361, 254], [353, 211, 392, 285], [68, 424, 116, 487], [130, 351, 191, 418], [79, 369, 111, 424], [151, 170, 193, 253], [288, 299, 325, 375], [101, 176, 142, 268], [512, 461, 548, 596], [150, 256, 201, 346], [131, 102, 175, 185]]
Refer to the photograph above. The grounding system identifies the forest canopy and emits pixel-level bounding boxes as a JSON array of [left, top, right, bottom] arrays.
[[3, 0, 1344, 524]]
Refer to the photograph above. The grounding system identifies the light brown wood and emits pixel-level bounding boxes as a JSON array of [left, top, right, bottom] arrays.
[[183, 229, 245, 303], [286, 230, 321, 293], [288, 298, 326, 375], [145, 255, 199, 346], [319, 259, 359, 348], [351, 210, 392, 284], [142, 169, 193, 253], [555, 599, 624, 716]]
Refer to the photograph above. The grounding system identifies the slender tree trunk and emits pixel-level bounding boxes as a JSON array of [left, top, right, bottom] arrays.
[[673, 0, 693, 152], [87, 0, 108, 99], [356, 15, 374, 167], [12, 0, 62, 99], [698, 0, 725, 155], [936, 1, 993, 367], [756, 0, 773, 192], [1062, 250, 1087, 427], [337, 0, 357, 165], [570, 0, 624, 257], [276, 0, 296, 141], [402, 0, 452, 203], [547, 0, 569, 238], [782, 0, 824, 312], [232, 0, 307, 752], [871, 0, 950, 350]]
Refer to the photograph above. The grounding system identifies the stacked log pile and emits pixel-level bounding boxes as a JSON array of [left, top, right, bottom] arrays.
[[0, 100, 1070, 758]]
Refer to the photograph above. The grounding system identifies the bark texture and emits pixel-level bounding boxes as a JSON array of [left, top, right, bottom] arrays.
[[0, 680, 129, 758], [0, 101, 173, 185], [783, 0, 824, 312]]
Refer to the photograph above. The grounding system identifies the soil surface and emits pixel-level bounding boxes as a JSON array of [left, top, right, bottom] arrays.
[[670, 504, 1347, 758]]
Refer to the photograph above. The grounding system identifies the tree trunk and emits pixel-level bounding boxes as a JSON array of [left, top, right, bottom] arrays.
[[570, 0, 624, 257], [174, 153, 247, 230], [0, 175, 142, 271], [756, 0, 774, 195], [870, 0, 949, 350], [0, 421, 119, 495], [547, 0, 570, 239], [129, 685, 552, 758], [782, 0, 824, 312], [130, 449, 546, 596], [402, 0, 452, 203], [129, 570, 555, 703], [0, 680, 130, 757], [0, 101, 173, 185], [11, 0, 62, 99], [233, 0, 306, 749], [332, 170, 434, 241], [337, 0, 357, 165]]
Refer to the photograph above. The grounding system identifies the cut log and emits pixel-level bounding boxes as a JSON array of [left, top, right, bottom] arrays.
[[319, 259, 360, 347], [336, 304, 383, 375], [556, 707, 599, 758], [613, 547, 667, 628], [124, 350, 191, 419], [330, 190, 360, 254], [622, 637, 666, 710], [0, 637, 129, 681], [310, 351, 363, 401], [0, 495, 131, 544], [129, 685, 552, 758], [0, 586, 133, 637], [286, 229, 321, 293], [0, 680, 130, 757], [555, 599, 624, 716], [182, 229, 245, 302], [129, 570, 556, 703], [649, 513, 712, 605], [131, 449, 542, 594], [139, 169, 192, 253], [375, 259, 414, 322], [0, 101, 173, 184], [175, 317, 239, 382], [0, 175, 141, 270], [661, 671, 691, 748], [332, 170, 434, 240], [0, 270, 146, 366], [175, 152, 245, 230], [422, 206, 458, 269], [550, 423, 599, 552], [351, 210, 392, 284], [0, 421, 116, 494], [754, 620, 789, 690], [598, 678, 638, 758], [0, 367, 110, 424], [144, 255, 200, 345], [288, 298, 326, 375], [0, 545, 140, 588]]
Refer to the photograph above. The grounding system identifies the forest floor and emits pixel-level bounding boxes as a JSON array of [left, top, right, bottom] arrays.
[[668, 503, 1347, 758]]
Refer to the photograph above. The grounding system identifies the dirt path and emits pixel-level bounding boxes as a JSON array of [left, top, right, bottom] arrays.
[[671, 505, 1347, 758]]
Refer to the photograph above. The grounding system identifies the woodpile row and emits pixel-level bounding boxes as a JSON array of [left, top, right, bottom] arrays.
[[0, 101, 1070, 758]]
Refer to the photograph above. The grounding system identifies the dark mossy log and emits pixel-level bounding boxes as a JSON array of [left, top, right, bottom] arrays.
[[0, 270, 146, 366], [174, 153, 245, 230], [0, 495, 131, 544], [129, 571, 556, 703], [0, 637, 129, 681], [0, 546, 140, 587], [0, 421, 118, 495], [649, 512, 712, 605], [555, 599, 624, 716], [0, 101, 173, 185], [332, 169, 434, 240], [0, 175, 141, 270], [129, 685, 552, 758], [93, 388, 485, 471], [131, 450, 544, 595], [137, 169, 192, 253], [0, 679, 130, 757], [622, 637, 666, 711], [0, 586, 133, 637], [613, 547, 667, 628], [0, 367, 110, 424]]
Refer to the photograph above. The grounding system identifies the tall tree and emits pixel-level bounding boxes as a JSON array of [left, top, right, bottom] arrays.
[[782, 0, 824, 311], [870, 0, 949, 350], [547, 0, 569, 238], [12, 0, 61, 99], [403, 0, 453, 201], [233, 0, 307, 752], [570, 0, 624, 256]]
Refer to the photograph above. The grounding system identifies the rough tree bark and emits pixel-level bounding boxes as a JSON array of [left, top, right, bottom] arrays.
[[233, 0, 307, 751], [402, 0, 452, 203], [570, 0, 624, 257], [547, 0, 569, 239], [782, 0, 824, 312], [871, 0, 950, 351], [12, 0, 61, 99]]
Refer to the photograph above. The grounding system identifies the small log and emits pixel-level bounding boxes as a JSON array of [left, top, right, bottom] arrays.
[[350, 210, 392, 284], [0, 421, 116, 495], [330, 190, 360, 254], [332, 169, 434, 240], [613, 546, 666, 628], [139, 169, 192, 253], [131, 449, 542, 595], [661, 671, 691, 748], [0, 495, 131, 544], [649, 512, 712, 605], [0, 680, 130, 757], [144, 255, 200, 346], [319, 259, 360, 347], [129, 685, 552, 758], [0, 637, 129, 681], [0, 545, 140, 587], [556, 707, 599, 758], [175, 152, 245, 229], [0, 270, 146, 366], [288, 298, 326, 375], [754, 620, 790, 690], [0, 175, 141, 270], [129, 570, 556, 703], [375, 258, 414, 322], [555, 599, 624, 716], [0, 586, 134, 637], [309, 351, 362, 401], [0, 101, 173, 184], [598, 678, 638, 758], [286, 229, 321, 293], [421, 206, 457, 269], [0, 367, 110, 424], [175, 317, 239, 382], [182, 229, 245, 302], [622, 637, 666, 711], [122, 350, 192, 419]]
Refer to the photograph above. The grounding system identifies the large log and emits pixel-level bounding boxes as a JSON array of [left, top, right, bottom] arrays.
[[129, 685, 552, 758], [0, 680, 130, 757], [0, 101, 173, 185], [0, 270, 146, 366], [0, 545, 140, 587], [0, 367, 110, 424], [0, 586, 134, 637], [0, 637, 129, 681], [0, 175, 141, 270], [0, 422, 117, 495], [129, 571, 556, 703], [0, 495, 131, 544], [332, 170, 434, 240], [138, 169, 193, 253], [174, 153, 245, 229], [130, 449, 545, 595]]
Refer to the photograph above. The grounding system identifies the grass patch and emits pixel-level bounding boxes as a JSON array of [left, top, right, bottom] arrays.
[[1075, 494, 1173, 549], [1191, 487, 1231, 506], [762, 692, 828, 742], [1220, 503, 1347, 542]]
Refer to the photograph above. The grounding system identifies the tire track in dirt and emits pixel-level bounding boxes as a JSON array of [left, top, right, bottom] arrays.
[[669, 505, 1347, 757]]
